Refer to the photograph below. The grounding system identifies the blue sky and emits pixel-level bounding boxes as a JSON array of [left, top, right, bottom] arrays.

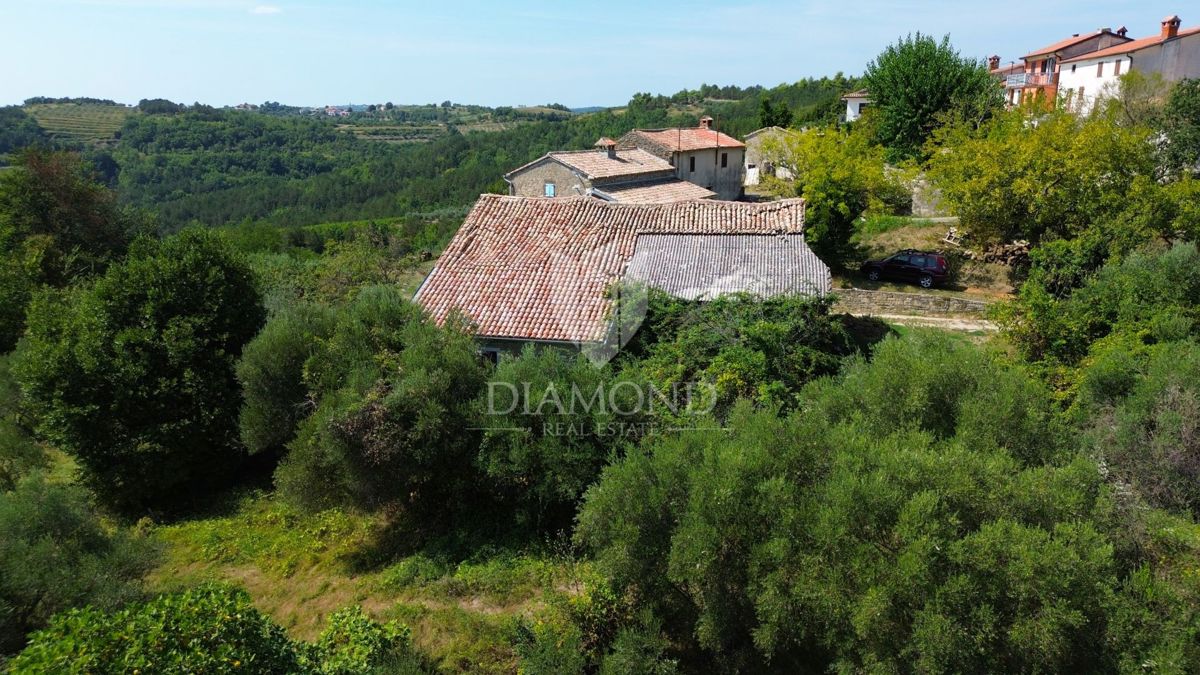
[[2, 0, 1192, 107]]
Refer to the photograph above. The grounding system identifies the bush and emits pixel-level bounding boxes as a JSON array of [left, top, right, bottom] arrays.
[[15, 229, 265, 514], [576, 335, 1147, 670], [275, 286, 487, 518], [237, 302, 337, 456], [476, 346, 642, 531], [0, 475, 155, 654], [9, 585, 418, 673]]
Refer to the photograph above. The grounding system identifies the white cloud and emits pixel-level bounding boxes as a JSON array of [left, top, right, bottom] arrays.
[[250, 5, 281, 14]]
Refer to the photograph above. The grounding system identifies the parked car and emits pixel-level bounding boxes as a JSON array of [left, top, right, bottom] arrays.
[[860, 249, 949, 288]]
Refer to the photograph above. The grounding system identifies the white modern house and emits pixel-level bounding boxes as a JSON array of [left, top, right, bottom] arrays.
[[1058, 15, 1200, 113], [841, 89, 870, 122]]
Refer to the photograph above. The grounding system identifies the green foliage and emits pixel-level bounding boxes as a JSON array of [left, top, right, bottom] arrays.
[[619, 291, 861, 416], [999, 243, 1200, 368], [0, 355, 42, 492], [760, 125, 907, 264], [477, 347, 639, 531], [0, 149, 140, 350], [237, 303, 336, 456], [1163, 78, 1200, 175], [576, 333, 1164, 670], [864, 33, 1000, 159], [305, 606, 415, 675], [0, 108, 45, 163], [15, 229, 264, 514], [0, 475, 155, 654], [756, 96, 792, 129], [1078, 341, 1200, 516], [276, 286, 487, 517], [928, 107, 1154, 244]]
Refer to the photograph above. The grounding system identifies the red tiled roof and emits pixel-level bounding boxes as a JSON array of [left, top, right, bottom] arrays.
[[1023, 31, 1123, 58], [623, 127, 745, 152], [591, 179, 716, 203], [504, 148, 671, 181], [841, 88, 870, 100], [1060, 25, 1200, 62], [414, 195, 805, 343]]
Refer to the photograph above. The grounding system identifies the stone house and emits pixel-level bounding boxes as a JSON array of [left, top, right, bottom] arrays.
[[743, 126, 795, 186], [413, 195, 822, 359], [617, 117, 746, 200], [503, 138, 716, 203]]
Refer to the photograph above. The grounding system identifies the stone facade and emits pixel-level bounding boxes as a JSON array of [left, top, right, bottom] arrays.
[[507, 158, 588, 199]]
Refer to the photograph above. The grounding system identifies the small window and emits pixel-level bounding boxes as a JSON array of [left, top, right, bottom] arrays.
[[1113, 59, 1121, 76], [480, 348, 500, 365], [721, 152, 728, 168], [544, 182, 555, 197], [889, 254, 910, 264], [689, 156, 696, 173], [1071, 64, 1077, 73], [1097, 62, 1104, 77], [910, 255, 927, 268]]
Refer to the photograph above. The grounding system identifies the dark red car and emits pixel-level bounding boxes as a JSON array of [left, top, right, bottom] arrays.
[[860, 249, 949, 289]]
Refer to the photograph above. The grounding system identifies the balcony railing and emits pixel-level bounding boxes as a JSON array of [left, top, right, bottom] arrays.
[[1006, 72, 1055, 88]]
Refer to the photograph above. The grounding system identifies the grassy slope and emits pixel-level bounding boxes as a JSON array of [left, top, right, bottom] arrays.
[[149, 492, 585, 673], [25, 103, 133, 144], [847, 215, 1015, 298]]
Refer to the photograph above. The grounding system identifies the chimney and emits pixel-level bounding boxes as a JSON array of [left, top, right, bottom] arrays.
[[594, 137, 617, 159], [699, 116, 714, 130], [1162, 15, 1181, 39], [988, 55, 1001, 70], [1117, 26, 1128, 37], [1098, 27, 1111, 34]]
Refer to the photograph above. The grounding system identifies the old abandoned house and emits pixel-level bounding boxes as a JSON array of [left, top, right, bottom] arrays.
[[504, 138, 717, 204], [743, 126, 795, 186], [413, 195, 825, 358], [617, 117, 746, 200]]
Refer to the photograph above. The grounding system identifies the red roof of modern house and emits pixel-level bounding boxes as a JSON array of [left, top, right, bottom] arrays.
[[621, 127, 745, 153], [591, 178, 716, 203], [991, 62, 1024, 76], [1060, 24, 1200, 62], [504, 148, 672, 181], [1022, 30, 1130, 58], [840, 88, 870, 100], [413, 195, 805, 343]]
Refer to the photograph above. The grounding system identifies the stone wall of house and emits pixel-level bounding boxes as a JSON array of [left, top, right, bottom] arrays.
[[507, 160, 588, 198], [911, 176, 947, 218], [677, 147, 745, 200], [833, 289, 989, 316]]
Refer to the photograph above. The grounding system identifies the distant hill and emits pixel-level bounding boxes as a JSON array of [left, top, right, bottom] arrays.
[[25, 103, 133, 145], [570, 106, 609, 114]]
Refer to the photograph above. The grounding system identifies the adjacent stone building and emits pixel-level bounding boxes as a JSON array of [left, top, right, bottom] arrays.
[[503, 138, 716, 203], [743, 126, 794, 186], [617, 117, 746, 200]]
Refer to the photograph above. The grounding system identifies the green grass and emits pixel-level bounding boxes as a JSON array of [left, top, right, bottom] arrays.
[[149, 490, 584, 672], [25, 103, 133, 144]]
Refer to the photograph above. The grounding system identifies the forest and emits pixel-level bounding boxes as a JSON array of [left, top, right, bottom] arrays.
[[3, 33, 1200, 673]]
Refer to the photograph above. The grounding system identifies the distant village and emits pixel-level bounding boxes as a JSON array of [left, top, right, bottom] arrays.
[[412, 13, 1199, 359]]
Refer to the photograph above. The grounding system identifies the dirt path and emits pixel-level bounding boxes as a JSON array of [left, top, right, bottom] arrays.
[[867, 313, 997, 332]]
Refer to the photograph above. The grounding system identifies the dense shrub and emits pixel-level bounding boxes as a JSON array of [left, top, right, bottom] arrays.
[[0, 149, 143, 350], [15, 229, 264, 513], [575, 333, 1197, 671], [275, 286, 487, 518], [619, 291, 860, 417], [0, 475, 155, 654], [10, 585, 418, 673], [476, 346, 644, 531], [237, 302, 337, 456]]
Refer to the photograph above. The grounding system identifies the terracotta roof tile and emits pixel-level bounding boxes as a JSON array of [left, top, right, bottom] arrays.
[[504, 148, 672, 181], [414, 195, 806, 343], [1060, 25, 1200, 62], [592, 179, 716, 203], [622, 127, 745, 153], [1023, 30, 1130, 59]]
